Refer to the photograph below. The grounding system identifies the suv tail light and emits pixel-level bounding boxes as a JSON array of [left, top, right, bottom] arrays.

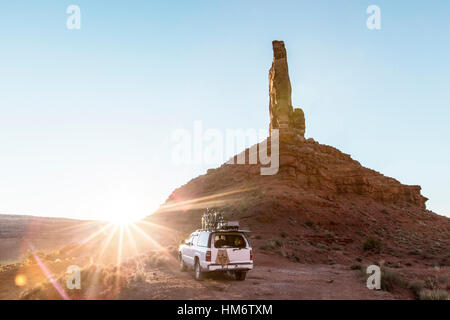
[[206, 250, 211, 262], [250, 250, 253, 261]]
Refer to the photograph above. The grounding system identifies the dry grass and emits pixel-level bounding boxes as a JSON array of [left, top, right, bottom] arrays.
[[350, 264, 362, 270], [419, 289, 448, 300], [19, 261, 133, 300], [363, 237, 382, 253], [380, 267, 408, 292], [408, 280, 424, 298]]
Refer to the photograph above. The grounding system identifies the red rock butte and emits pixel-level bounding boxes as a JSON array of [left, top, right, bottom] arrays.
[[149, 41, 449, 266]]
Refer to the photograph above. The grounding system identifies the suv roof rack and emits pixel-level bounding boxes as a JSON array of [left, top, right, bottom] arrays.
[[195, 229, 251, 233], [199, 209, 251, 233]]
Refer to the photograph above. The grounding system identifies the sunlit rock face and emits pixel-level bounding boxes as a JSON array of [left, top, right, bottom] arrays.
[[148, 40, 448, 267], [269, 40, 305, 143]]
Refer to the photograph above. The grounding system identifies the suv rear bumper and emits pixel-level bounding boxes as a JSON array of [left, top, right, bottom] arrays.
[[206, 262, 253, 272]]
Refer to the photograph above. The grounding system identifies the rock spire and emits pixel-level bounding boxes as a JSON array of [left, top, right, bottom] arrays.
[[269, 40, 305, 142]]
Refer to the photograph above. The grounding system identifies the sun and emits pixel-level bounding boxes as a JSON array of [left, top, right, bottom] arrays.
[[108, 216, 139, 226], [93, 197, 157, 227]]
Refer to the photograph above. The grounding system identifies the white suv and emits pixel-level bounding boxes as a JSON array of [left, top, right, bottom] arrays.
[[179, 229, 253, 281]]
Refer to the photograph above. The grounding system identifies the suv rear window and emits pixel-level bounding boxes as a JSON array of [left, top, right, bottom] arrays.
[[213, 234, 246, 248]]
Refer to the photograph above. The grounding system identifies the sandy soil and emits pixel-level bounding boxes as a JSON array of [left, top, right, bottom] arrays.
[[3, 247, 449, 300], [120, 262, 394, 300]]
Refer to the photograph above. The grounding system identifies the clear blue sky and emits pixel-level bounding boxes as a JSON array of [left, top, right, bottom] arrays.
[[0, 0, 449, 221]]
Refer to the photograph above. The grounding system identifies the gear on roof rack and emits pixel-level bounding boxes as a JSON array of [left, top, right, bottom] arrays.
[[201, 208, 239, 231]]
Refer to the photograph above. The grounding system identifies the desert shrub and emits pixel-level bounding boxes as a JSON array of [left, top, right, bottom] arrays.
[[275, 249, 287, 257], [363, 237, 381, 253], [20, 263, 127, 300], [144, 252, 159, 267], [419, 289, 448, 300], [133, 271, 146, 283], [259, 238, 283, 251], [287, 238, 300, 246], [144, 253, 171, 269], [288, 253, 300, 262], [44, 249, 61, 261], [350, 264, 362, 270], [19, 283, 44, 300], [272, 238, 283, 247], [424, 276, 439, 290], [23, 253, 36, 265], [409, 281, 424, 298], [305, 221, 315, 228], [408, 249, 421, 256], [381, 268, 407, 292], [251, 189, 263, 198], [326, 231, 336, 238], [288, 217, 297, 226], [166, 246, 178, 258], [356, 265, 369, 279], [76, 264, 126, 291], [316, 243, 328, 250], [156, 256, 170, 268], [254, 235, 262, 240], [280, 232, 287, 238]]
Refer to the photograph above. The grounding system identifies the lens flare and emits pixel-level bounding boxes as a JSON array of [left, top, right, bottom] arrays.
[[14, 274, 27, 287]]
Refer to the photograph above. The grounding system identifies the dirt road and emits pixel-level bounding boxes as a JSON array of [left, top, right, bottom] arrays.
[[119, 261, 394, 300]]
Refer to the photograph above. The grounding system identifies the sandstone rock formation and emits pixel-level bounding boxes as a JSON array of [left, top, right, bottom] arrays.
[[269, 41, 305, 141], [149, 41, 449, 267]]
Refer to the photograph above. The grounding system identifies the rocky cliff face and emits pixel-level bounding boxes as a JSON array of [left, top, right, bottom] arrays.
[[269, 41, 305, 143], [149, 41, 449, 266], [277, 138, 427, 209], [267, 40, 426, 208]]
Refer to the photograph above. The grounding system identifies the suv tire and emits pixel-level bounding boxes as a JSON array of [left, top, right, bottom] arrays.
[[179, 254, 187, 272], [235, 271, 247, 281], [194, 259, 204, 281]]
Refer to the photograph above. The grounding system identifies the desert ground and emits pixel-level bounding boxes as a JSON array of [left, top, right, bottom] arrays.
[[0, 217, 448, 300]]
